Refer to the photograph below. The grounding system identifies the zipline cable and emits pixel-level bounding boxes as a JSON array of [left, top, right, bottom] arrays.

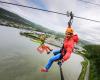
[[79, 0, 100, 7], [0, 1, 66, 15], [0, 0, 100, 23]]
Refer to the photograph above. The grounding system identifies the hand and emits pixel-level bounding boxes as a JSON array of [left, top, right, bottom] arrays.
[[47, 49, 53, 54], [50, 49, 53, 51], [61, 59, 64, 63], [47, 51, 50, 54]]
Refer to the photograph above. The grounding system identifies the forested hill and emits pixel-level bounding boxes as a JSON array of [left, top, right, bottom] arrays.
[[83, 45, 100, 80], [0, 7, 64, 36], [0, 7, 31, 26], [78, 39, 92, 46]]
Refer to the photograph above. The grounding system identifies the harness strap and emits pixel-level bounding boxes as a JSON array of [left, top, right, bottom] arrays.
[[60, 44, 67, 56]]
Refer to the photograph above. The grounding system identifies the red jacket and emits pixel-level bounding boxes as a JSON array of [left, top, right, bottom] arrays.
[[61, 34, 78, 61]]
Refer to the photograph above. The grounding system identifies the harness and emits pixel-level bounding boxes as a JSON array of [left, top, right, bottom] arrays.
[[60, 44, 67, 57]]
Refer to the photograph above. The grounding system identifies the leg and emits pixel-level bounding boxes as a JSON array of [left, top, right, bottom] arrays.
[[37, 45, 44, 53], [43, 45, 49, 52], [44, 45, 52, 53], [47, 49, 61, 55], [46, 46, 52, 51], [52, 49, 61, 55], [45, 53, 62, 70], [41, 53, 62, 72]]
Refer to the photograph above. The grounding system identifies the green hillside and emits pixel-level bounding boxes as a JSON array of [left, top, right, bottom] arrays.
[[0, 7, 61, 35], [84, 45, 100, 80], [0, 7, 30, 26]]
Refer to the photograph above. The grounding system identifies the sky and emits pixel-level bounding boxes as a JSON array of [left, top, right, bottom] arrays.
[[0, 0, 100, 44]]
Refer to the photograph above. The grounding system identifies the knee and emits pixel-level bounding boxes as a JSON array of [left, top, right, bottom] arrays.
[[49, 58, 54, 63]]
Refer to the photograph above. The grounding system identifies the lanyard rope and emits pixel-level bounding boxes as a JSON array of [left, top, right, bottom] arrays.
[[58, 61, 64, 80]]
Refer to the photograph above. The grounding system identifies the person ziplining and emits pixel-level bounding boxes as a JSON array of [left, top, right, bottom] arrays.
[[40, 12, 79, 73], [37, 33, 53, 54]]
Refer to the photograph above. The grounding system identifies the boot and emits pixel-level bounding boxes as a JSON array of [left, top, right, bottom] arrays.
[[41, 68, 48, 72]]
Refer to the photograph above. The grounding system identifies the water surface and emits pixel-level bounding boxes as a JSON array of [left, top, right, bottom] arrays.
[[0, 25, 84, 80]]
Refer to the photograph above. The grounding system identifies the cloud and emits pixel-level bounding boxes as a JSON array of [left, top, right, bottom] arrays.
[[28, 0, 48, 9], [0, 0, 100, 44]]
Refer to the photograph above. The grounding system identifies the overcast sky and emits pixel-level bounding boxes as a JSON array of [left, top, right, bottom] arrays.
[[0, 0, 100, 44]]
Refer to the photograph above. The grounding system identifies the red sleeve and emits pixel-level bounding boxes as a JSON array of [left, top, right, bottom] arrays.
[[63, 47, 73, 61], [73, 34, 79, 43]]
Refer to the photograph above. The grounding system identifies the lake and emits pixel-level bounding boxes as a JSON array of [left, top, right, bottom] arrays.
[[0, 25, 84, 80]]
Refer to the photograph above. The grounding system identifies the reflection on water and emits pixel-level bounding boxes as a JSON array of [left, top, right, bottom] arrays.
[[0, 25, 84, 80]]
